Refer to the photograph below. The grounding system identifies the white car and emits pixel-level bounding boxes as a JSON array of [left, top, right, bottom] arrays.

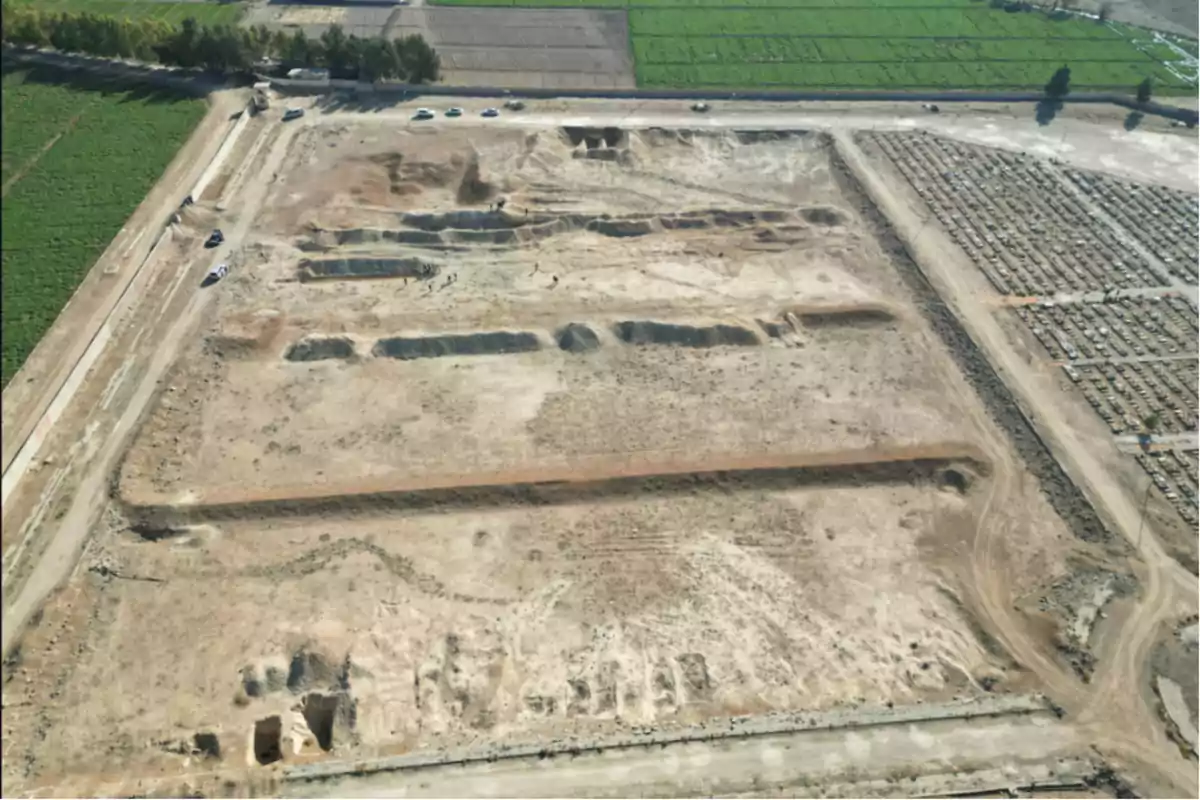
[[204, 263, 229, 285], [282, 107, 305, 122], [413, 108, 435, 120], [481, 107, 500, 118]]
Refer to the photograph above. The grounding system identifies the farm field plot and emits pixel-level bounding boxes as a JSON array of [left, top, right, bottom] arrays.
[[0, 65, 205, 385], [431, 0, 1197, 91], [5, 0, 244, 24]]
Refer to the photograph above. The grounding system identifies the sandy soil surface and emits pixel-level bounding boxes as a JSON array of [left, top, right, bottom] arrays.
[[1, 97, 1196, 799]]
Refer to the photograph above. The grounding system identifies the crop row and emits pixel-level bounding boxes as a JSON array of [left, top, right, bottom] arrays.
[[7, 0, 244, 24], [637, 60, 1183, 88], [633, 36, 1158, 65], [629, 8, 1123, 38], [1, 70, 205, 385]]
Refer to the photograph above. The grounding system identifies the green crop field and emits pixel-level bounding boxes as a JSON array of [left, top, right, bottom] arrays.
[[431, 0, 1198, 93], [6, 0, 244, 24], [1, 65, 206, 386]]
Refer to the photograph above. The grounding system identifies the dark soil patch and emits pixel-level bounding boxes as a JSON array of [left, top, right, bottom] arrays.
[[373, 331, 541, 360], [285, 336, 356, 362], [614, 320, 760, 348]]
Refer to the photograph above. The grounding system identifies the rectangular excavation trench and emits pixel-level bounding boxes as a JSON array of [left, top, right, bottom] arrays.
[[121, 444, 988, 529]]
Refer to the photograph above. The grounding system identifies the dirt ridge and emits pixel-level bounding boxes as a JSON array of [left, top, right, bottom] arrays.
[[120, 444, 991, 527]]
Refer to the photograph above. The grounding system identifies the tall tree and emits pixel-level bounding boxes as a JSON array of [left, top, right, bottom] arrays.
[[1135, 77, 1153, 103], [396, 33, 439, 83], [320, 23, 352, 74], [1044, 64, 1071, 98]]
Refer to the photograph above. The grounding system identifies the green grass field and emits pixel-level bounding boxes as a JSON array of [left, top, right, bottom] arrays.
[[432, 0, 1198, 92], [1, 65, 206, 386], [6, 0, 244, 24]]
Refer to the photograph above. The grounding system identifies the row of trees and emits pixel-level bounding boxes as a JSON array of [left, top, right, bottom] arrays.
[[1044, 64, 1156, 103], [0, 4, 439, 82]]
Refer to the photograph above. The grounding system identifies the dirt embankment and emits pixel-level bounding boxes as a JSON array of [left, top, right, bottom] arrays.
[[121, 444, 992, 527]]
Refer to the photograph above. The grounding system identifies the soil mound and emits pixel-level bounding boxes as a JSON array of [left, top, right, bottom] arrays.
[[758, 320, 789, 339], [614, 321, 760, 348], [557, 323, 601, 353], [373, 331, 541, 360], [300, 257, 438, 282], [285, 336, 357, 362]]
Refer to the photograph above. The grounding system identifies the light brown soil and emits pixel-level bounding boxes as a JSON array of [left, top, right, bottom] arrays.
[[1, 100, 1195, 798]]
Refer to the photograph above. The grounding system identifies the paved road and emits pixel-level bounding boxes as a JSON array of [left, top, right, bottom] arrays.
[[306, 99, 1200, 193]]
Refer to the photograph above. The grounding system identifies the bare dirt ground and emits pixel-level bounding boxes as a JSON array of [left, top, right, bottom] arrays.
[[242, 5, 636, 89], [1, 97, 1196, 799]]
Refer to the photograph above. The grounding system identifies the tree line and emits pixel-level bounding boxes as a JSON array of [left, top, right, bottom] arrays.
[[0, 4, 439, 83]]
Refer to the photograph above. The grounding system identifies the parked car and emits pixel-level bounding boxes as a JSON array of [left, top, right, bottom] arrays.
[[282, 107, 305, 121], [481, 107, 500, 118], [204, 229, 224, 249], [445, 107, 463, 117], [413, 108, 435, 120], [202, 263, 229, 287]]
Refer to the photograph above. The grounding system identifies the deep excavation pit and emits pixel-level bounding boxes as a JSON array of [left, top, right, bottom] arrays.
[[372, 331, 542, 360], [562, 126, 628, 149], [253, 716, 283, 765], [301, 693, 341, 752], [614, 321, 761, 348], [284, 336, 357, 362], [556, 323, 601, 353], [193, 732, 221, 760], [298, 257, 439, 282]]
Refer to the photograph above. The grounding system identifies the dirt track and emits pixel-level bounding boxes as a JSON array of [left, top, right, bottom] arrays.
[[1, 97, 1196, 798], [835, 130, 1198, 796]]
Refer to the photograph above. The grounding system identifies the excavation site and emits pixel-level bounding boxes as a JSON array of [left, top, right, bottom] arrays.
[[2, 105, 1196, 799]]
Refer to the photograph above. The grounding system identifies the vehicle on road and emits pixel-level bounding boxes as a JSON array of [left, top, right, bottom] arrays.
[[414, 108, 435, 120], [691, 102, 710, 113], [202, 263, 229, 287], [503, 99, 525, 111], [481, 107, 500, 118], [445, 107, 463, 117], [204, 229, 225, 249], [282, 107, 305, 121]]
